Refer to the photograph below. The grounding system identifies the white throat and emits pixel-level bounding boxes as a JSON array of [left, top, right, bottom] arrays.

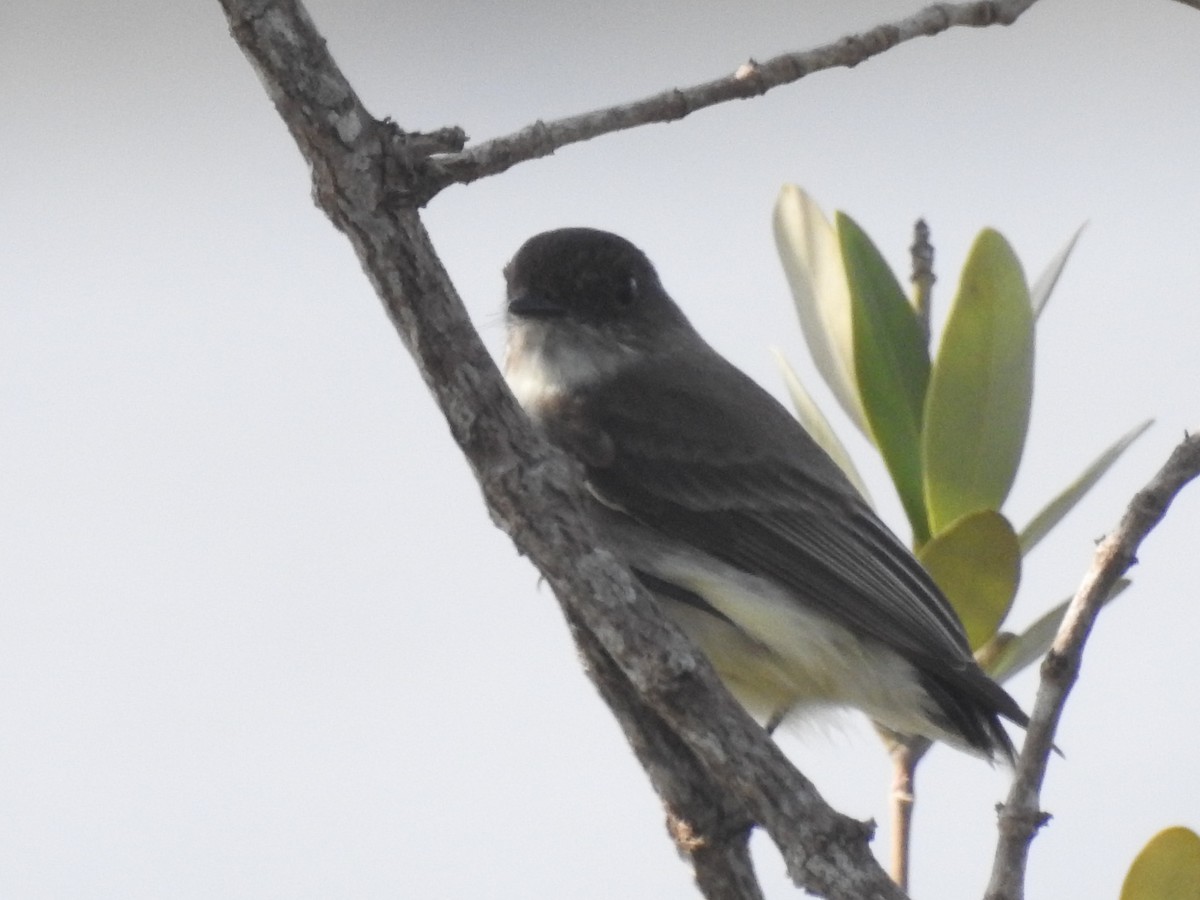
[[504, 319, 638, 418]]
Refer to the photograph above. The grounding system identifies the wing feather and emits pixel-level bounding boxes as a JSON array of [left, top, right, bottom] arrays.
[[563, 346, 989, 678]]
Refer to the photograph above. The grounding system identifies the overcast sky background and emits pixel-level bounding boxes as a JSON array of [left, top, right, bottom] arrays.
[[4, 1, 1200, 897]]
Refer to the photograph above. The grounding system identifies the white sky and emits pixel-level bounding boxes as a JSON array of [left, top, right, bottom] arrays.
[[3, 1, 1200, 897]]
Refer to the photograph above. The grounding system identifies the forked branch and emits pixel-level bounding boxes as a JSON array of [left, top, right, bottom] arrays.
[[217, 0, 1192, 897]]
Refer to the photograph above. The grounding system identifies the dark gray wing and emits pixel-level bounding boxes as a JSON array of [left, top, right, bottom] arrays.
[[555, 344, 1026, 734]]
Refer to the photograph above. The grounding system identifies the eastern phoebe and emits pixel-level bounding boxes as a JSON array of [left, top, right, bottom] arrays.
[[503, 227, 1027, 760]]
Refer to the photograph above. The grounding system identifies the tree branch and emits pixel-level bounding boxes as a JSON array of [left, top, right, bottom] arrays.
[[985, 432, 1200, 900], [218, 1, 920, 896], [420, 0, 1042, 197], [564, 614, 764, 900]]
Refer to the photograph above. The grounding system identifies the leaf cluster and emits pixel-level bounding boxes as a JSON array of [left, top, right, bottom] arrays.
[[773, 185, 1149, 681]]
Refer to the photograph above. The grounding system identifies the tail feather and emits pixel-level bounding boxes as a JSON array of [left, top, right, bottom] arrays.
[[918, 666, 1028, 762]]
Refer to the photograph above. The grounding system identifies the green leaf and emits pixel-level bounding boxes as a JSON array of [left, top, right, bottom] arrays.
[[984, 579, 1130, 684], [772, 349, 874, 505], [922, 229, 1034, 535], [1019, 420, 1153, 555], [773, 186, 870, 436], [1031, 223, 1086, 318], [837, 211, 931, 544], [917, 510, 1020, 650], [1121, 827, 1200, 900]]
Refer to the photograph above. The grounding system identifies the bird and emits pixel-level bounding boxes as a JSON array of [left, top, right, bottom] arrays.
[[502, 226, 1028, 761]]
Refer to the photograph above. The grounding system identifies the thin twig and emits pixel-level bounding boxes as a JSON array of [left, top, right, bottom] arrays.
[[877, 730, 933, 890], [910, 219, 935, 345], [984, 432, 1200, 900], [890, 747, 917, 891], [422, 0, 1042, 197]]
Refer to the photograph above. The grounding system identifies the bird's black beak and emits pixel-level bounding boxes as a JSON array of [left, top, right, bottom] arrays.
[[507, 291, 565, 318]]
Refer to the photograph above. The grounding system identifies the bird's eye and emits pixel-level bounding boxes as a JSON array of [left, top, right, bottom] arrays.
[[614, 275, 638, 308]]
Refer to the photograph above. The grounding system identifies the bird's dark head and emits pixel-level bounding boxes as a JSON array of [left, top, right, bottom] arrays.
[[505, 228, 687, 332]]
